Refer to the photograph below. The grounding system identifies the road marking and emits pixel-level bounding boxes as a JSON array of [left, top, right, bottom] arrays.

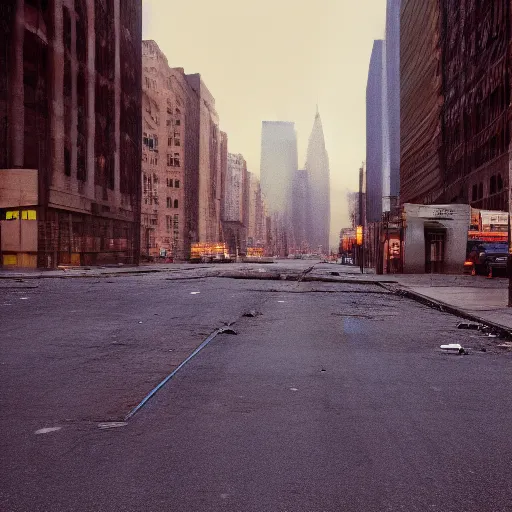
[[190, 291, 200, 295], [278, 300, 285, 303], [20, 297, 28, 300], [290, 388, 298, 392], [35, 427, 62, 435]]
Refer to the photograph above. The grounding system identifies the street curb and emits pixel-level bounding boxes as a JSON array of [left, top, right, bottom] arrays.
[[386, 284, 512, 339]]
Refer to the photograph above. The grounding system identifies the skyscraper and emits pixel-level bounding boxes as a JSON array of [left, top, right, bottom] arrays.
[[366, 40, 384, 223], [292, 169, 313, 253], [305, 110, 330, 253], [382, 0, 401, 212], [260, 121, 298, 217]]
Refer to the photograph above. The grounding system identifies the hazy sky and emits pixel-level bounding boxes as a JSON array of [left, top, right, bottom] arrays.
[[142, 0, 387, 247]]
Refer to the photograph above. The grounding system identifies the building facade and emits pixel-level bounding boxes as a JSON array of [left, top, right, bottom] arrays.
[[305, 110, 330, 253], [141, 41, 186, 260], [291, 169, 313, 253], [400, 0, 443, 205], [382, 0, 401, 212], [0, 0, 142, 268], [222, 153, 249, 255], [260, 121, 298, 217], [247, 172, 267, 251], [185, 74, 222, 245], [400, 0, 508, 212], [366, 40, 384, 223], [440, 0, 509, 211]]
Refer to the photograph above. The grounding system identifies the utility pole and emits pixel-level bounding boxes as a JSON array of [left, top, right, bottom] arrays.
[[359, 164, 364, 274], [508, 210, 512, 306]]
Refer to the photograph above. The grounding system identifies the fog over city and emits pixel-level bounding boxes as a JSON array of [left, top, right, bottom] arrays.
[[142, 0, 387, 247]]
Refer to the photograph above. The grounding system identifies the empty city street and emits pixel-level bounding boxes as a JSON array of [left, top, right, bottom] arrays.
[[2, 263, 512, 511]]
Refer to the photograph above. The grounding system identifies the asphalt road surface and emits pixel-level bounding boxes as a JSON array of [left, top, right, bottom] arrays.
[[2, 262, 512, 511]]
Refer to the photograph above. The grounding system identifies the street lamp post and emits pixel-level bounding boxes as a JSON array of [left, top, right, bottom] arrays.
[[359, 164, 364, 274]]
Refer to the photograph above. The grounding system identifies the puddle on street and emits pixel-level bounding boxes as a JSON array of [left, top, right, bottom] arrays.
[[342, 317, 364, 335]]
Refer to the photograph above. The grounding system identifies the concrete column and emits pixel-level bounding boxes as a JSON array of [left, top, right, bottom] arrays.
[[114, 0, 120, 200], [70, 0, 78, 182], [85, 0, 95, 199], [50, 0, 65, 190], [10, 0, 24, 167]]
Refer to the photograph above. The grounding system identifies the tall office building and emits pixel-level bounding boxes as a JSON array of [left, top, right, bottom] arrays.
[[366, 40, 384, 223], [222, 153, 249, 255], [382, 0, 401, 212], [305, 110, 330, 252], [0, 0, 142, 268], [260, 121, 298, 217], [399, 0, 442, 206], [291, 169, 313, 252]]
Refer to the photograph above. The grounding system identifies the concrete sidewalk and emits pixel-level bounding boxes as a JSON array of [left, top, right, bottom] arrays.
[[313, 264, 512, 333]]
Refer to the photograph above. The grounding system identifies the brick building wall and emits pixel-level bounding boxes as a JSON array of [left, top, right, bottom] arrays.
[[0, 0, 142, 268], [141, 41, 186, 260]]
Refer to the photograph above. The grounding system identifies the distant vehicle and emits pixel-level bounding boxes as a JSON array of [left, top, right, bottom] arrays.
[[466, 241, 508, 275]]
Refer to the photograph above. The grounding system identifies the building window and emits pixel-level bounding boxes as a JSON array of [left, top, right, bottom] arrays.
[[168, 137, 172, 147], [167, 178, 173, 187], [175, 179, 180, 188], [174, 138, 180, 146], [21, 210, 37, 220], [167, 154, 173, 167], [64, 146, 72, 176], [175, 119, 181, 126], [490, 175, 497, 195], [167, 197, 172, 208], [174, 199, 179, 209], [173, 153, 180, 167], [3, 210, 20, 220], [472, 184, 477, 202]]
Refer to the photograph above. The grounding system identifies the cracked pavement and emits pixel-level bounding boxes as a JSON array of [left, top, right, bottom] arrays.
[[2, 260, 512, 511]]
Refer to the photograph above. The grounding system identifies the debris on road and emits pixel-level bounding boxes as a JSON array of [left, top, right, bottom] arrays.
[[330, 272, 340, 276], [497, 342, 512, 349], [457, 322, 481, 330], [97, 422, 128, 429], [219, 327, 237, 335], [243, 310, 261, 318], [440, 343, 467, 355], [35, 427, 62, 435]]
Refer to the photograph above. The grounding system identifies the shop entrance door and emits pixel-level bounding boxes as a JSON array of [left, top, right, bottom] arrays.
[[425, 231, 445, 273]]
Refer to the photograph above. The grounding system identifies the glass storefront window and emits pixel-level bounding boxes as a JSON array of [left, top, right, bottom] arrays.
[[21, 210, 37, 220]]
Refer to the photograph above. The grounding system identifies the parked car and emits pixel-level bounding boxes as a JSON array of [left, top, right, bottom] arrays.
[[468, 242, 508, 275]]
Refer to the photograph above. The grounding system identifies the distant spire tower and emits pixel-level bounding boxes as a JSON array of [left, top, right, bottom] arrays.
[[305, 109, 330, 253]]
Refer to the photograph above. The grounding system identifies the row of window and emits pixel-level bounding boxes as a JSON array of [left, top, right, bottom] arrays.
[[166, 214, 179, 232], [166, 198, 179, 209], [167, 153, 180, 167], [143, 133, 158, 150], [167, 179, 180, 188], [167, 136, 180, 147], [1, 210, 37, 221], [471, 173, 504, 202]]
